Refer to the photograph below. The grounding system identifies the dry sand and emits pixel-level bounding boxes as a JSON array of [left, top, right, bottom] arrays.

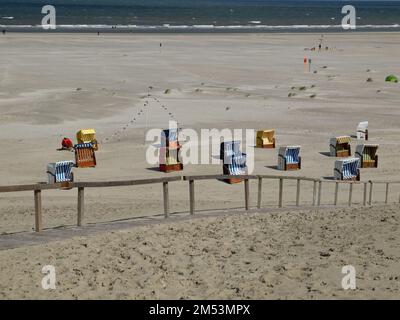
[[0, 32, 400, 299], [1, 33, 400, 234], [0, 205, 399, 299]]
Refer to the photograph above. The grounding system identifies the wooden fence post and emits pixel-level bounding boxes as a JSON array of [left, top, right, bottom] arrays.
[[189, 180, 195, 215], [385, 183, 389, 204], [163, 182, 169, 218], [77, 187, 85, 226], [369, 181, 373, 205], [334, 182, 339, 206], [363, 182, 367, 206], [244, 179, 250, 210], [296, 179, 300, 207], [257, 177, 262, 209], [278, 178, 283, 208], [312, 181, 317, 206], [317, 181, 322, 206], [34, 189, 42, 232], [348, 183, 353, 207]]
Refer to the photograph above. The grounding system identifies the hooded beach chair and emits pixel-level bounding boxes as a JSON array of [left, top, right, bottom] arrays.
[[159, 128, 183, 172], [47, 161, 74, 185], [357, 122, 369, 140], [334, 158, 360, 181], [330, 136, 351, 157], [74, 143, 97, 168], [77, 129, 98, 150], [278, 146, 301, 171], [220, 141, 247, 184], [355, 144, 378, 168], [256, 130, 276, 148]]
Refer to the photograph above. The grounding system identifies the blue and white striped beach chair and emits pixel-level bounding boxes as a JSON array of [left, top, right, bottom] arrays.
[[220, 141, 241, 163], [223, 153, 247, 175], [278, 146, 301, 171], [47, 161, 75, 184], [334, 158, 360, 181], [220, 141, 247, 183]]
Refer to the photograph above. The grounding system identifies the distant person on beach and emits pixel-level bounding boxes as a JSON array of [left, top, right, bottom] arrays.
[[59, 137, 73, 151], [2, 30, 5, 35]]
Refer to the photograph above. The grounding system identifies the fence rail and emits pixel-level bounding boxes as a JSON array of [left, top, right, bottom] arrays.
[[0, 175, 399, 233]]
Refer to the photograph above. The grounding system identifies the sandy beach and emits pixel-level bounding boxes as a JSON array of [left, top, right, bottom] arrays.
[[0, 32, 399, 299], [0, 205, 399, 299]]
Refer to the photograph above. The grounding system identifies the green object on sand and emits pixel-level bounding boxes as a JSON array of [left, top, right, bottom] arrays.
[[385, 75, 398, 83]]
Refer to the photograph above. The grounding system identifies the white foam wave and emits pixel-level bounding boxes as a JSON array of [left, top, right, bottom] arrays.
[[0, 24, 399, 30]]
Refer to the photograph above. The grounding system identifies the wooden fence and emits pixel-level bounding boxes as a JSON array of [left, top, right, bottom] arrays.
[[0, 175, 399, 233]]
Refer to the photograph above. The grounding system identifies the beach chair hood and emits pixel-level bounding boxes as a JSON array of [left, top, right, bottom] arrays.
[[47, 161, 74, 183]]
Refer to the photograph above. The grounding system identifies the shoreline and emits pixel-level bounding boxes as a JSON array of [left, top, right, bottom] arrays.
[[2, 30, 400, 34]]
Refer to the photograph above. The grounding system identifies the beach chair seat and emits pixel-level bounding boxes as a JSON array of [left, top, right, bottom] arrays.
[[74, 143, 97, 168], [334, 158, 360, 181], [355, 144, 378, 168], [159, 146, 183, 172], [256, 130, 276, 148], [330, 136, 351, 157], [357, 121, 369, 140], [222, 153, 247, 184], [278, 146, 301, 171], [77, 129, 98, 150], [47, 161, 74, 189]]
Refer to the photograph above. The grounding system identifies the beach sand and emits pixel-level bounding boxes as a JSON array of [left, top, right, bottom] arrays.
[[1, 32, 400, 233], [0, 32, 399, 299], [0, 205, 399, 299]]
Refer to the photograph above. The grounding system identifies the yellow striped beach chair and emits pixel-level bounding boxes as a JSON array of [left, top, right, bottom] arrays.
[[256, 130, 276, 148], [77, 129, 98, 151], [330, 136, 351, 157]]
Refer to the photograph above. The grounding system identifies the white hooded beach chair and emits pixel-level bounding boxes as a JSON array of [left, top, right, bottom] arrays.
[[334, 158, 360, 181], [357, 121, 369, 140], [355, 144, 378, 168], [278, 146, 301, 171], [330, 136, 351, 157], [47, 161, 74, 184]]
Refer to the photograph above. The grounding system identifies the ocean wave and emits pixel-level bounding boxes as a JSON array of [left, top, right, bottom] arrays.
[[0, 24, 399, 30]]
